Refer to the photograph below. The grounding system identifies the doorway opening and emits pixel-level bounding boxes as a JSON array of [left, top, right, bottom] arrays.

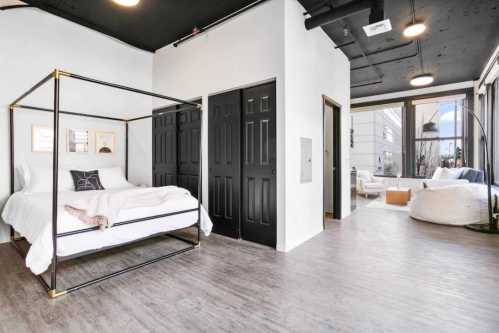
[[323, 96, 342, 225]]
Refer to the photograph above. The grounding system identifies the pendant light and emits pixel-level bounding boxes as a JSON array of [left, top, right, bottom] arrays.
[[407, 0, 433, 87], [403, 22, 426, 38], [410, 73, 434, 87], [112, 0, 140, 7]]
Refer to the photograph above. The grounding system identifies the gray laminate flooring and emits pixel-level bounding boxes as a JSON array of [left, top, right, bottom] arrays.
[[1, 207, 499, 333]]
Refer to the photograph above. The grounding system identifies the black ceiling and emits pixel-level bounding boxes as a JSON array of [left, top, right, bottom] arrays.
[[299, 0, 499, 98], [21, 0, 257, 52], [13, 0, 499, 98]]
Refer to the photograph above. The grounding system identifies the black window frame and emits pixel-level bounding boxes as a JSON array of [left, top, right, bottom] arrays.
[[351, 88, 474, 178]]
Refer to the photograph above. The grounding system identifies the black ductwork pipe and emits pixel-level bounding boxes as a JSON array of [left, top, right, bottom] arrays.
[[305, 0, 373, 30]]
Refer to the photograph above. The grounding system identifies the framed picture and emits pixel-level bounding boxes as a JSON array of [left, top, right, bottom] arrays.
[[95, 131, 115, 154], [32, 125, 53, 153], [67, 129, 89, 153]]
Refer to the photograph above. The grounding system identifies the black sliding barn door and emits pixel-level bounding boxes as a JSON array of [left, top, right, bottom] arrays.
[[208, 90, 241, 238], [241, 83, 276, 248], [152, 102, 200, 197], [153, 108, 177, 187]]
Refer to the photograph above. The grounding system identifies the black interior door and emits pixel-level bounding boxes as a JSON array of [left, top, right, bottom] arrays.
[[208, 90, 241, 238], [177, 109, 201, 197], [152, 102, 201, 196], [241, 82, 277, 248], [152, 108, 177, 187]]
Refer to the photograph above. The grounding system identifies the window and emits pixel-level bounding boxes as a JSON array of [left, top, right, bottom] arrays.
[[493, 79, 499, 184], [350, 103, 403, 176], [413, 95, 465, 178]]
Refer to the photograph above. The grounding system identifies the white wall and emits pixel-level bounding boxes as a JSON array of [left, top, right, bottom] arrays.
[[153, 0, 350, 251], [283, 0, 350, 251], [153, 0, 286, 249], [0, 8, 153, 242]]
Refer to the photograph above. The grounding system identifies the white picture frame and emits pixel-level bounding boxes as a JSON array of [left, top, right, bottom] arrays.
[[32, 125, 53, 153], [66, 129, 89, 153], [95, 131, 115, 154]]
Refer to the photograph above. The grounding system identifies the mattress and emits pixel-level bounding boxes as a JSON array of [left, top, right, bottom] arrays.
[[1, 186, 212, 275]]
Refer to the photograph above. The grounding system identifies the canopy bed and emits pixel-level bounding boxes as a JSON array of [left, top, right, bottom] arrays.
[[5, 69, 209, 298]]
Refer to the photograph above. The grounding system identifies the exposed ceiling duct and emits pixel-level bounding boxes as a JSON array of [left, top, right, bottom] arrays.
[[304, 0, 382, 30]]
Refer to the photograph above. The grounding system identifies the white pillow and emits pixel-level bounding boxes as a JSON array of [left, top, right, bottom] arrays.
[[16, 164, 31, 190], [432, 167, 443, 180], [432, 167, 461, 180], [24, 166, 74, 193], [98, 167, 129, 189]]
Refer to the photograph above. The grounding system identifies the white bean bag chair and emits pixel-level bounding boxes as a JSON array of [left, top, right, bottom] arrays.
[[409, 183, 496, 226]]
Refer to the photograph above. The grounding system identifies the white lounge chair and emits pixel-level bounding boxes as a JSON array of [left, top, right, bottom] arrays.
[[357, 170, 385, 198]]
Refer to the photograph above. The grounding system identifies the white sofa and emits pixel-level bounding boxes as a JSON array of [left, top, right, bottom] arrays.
[[410, 183, 494, 225], [372, 167, 477, 194]]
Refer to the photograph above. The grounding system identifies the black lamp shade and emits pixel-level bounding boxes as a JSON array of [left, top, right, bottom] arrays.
[[422, 121, 438, 133]]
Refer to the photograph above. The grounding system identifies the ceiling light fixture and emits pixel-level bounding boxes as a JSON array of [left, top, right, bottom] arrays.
[[410, 73, 434, 87], [403, 22, 426, 38], [112, 0, 140, 7]]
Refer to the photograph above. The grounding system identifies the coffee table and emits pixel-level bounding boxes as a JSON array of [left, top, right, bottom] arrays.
[[386, 187, 411, 206]]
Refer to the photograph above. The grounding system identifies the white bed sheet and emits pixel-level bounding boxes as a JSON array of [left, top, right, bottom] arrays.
[[1, 186, 212, 275]]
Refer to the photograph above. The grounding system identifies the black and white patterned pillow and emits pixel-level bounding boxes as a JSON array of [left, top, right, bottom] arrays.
[[70, 170, 105, 192]]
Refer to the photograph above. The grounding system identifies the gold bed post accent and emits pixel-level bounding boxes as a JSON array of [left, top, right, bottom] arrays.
[[48, 289, 67, 298]]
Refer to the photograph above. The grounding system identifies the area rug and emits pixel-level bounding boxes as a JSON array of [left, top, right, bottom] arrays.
[[365, 199, 411, 212]]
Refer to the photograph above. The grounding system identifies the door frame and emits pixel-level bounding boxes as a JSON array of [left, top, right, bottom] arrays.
[[322, 95, 342, 226]]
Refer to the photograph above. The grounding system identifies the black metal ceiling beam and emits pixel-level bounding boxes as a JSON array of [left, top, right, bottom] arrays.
[[349, 41, 414, 60], [351, 51, 418, 70], [335, 40, 356, 49], [351, 79, 383, 88], [342, 18, 383, 80], [302, 0, 332, 16]]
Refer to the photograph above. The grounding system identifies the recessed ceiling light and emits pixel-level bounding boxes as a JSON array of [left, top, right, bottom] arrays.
[[112, 0, 140, 7], [403, 22, 426, 38], [410, 73, 434, 87]]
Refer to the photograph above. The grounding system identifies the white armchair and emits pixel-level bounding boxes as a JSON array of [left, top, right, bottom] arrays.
[[357, 170, 385, 198]]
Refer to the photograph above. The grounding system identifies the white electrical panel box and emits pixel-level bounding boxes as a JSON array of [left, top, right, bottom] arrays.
[[300, 137, 312, 183]]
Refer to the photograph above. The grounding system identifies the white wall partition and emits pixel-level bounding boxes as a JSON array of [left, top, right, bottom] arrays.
[[283, 0, 350, 251], [153, 0, 350, 251], [153, 0, 286, 249]]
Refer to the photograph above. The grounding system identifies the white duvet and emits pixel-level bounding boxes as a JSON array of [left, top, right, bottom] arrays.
[[2, 186, 212, 275]]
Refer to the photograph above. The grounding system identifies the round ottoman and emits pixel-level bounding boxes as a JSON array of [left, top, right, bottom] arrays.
[[409, 183, 494, 226]]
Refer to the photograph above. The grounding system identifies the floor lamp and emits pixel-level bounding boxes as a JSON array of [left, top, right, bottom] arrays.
[[423, 108, 498, 233]]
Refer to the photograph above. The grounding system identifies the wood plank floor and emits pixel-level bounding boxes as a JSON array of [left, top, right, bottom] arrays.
[[1, 207, 499, 332]]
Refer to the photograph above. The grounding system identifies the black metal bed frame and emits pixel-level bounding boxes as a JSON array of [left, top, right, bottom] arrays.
[[8, 69, 203, 298]]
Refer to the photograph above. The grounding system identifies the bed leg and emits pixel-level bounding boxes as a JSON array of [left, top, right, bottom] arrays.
[[195, 220, 201, 248], [48, 289, 67, 299]]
